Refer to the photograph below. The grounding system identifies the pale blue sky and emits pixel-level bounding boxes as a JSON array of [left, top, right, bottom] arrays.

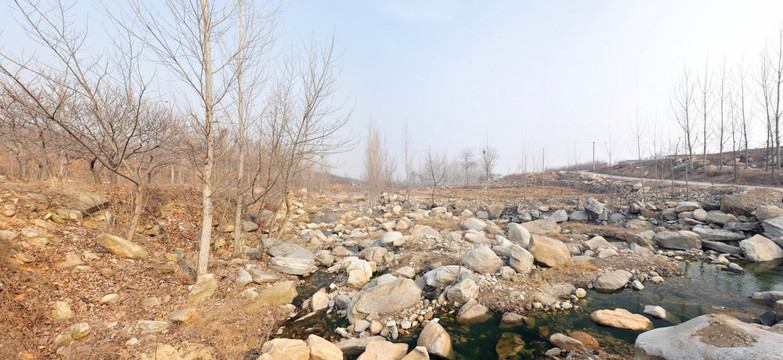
[[4, 1, 783, 178], [277, 0, 783, 177]]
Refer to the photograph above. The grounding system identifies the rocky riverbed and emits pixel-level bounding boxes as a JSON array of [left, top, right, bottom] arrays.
[[2, 173, 783, 359]]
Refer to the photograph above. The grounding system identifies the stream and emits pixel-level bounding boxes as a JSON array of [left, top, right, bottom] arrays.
[[278, 258, 783, 359]]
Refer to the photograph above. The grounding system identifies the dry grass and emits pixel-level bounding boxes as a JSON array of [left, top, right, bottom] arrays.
[[178, 300, 286, 359]]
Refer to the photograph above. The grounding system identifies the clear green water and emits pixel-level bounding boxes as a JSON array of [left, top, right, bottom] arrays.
[[283, 259, 783, 359]]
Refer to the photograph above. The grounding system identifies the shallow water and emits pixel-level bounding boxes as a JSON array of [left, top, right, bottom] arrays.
[[283, 259, 783, 359]]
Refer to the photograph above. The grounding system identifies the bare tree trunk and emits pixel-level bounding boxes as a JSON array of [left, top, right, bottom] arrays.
[[197, 0, 215, 277], [233, 0, 247, 258], [125, 184, 144, 242]]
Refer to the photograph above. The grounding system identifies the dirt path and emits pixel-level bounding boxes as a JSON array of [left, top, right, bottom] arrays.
[[580, 171, 783, 193]]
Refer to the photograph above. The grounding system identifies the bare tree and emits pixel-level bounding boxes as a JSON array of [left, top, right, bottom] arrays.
[[232, 0, 277, 257], [365, 123, 382, 207], [759, 49, 774, 173], [269, 38, 352, 238], [0, 0, 174, 242], [698, 56, 712, 168], [673, 66, 696, 171], [125, 0, 246, 276], [402, 118, 413, 201], [737, 60, 752, 170], [423, 149, 447, 205], [481, 140, 499, 200], [631, 106, 646, 199], [717, 61, 730, 170], [459, 148, 475, 186]]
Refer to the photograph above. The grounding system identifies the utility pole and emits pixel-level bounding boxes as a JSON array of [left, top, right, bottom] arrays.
[[592, 141, 596, 171]]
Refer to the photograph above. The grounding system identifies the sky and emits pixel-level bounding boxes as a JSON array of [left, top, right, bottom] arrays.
[[3, 1, 783, 179], [275, 0, 783, 178]]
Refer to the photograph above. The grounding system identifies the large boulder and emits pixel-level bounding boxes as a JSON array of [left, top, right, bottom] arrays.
[[488, 203, 505, 220], [761, 215, 783, 247], [549, 210, 568, 223], [583, 197, 605, 215], [257, 281, 298, 305], [96, 234, 148, 259], [461, 246, 503, 274], [269, 256, 318, 276], [634, 314, 783, 360], [356, 340, 408, 360], [549, 333, 586, 352], [456, 299, 491, 324], [529, 234, 571, 267], [71, 192, 109, 214], [306, 334, 343, 360], [521, 218, 561, 235], [446, 278, 479, 304], [422, 266, 475, 288], [417, 320, 454, 359], [750, 291, 783, 305], [675, 201, 701, 213], [691, 227, 745, 242], [411, 225, 440, 238], [721, 195, 754, 217], [188, 274, 218, 302], [258, 338, 310, 360], [349, 279, 422, 323], [740, 235, 783, 262], [509, 244, 534, 274], [756, 205, 783, 221], [347, 259, 373, 288], [590, 308, 652, 331], [507, 223, 531, 246], [653, 231, 702, 249], [705, 211, 738, 226], [594, 270, 633, 292], [584, 236, 612, 251], [461, 218, 487, 232]]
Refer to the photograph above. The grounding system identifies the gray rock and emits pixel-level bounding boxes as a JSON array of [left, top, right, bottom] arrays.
[[751, 291, 783, 305], [653, 230, 702, 249], [269, 256, 318, 276], [461, 218, 487, 232], [583, 197, 605, 215], [740, 235, 783, 262], [462, 245, 503, 274], [96, 234, 148, 259], [762, 215, 783, 247], [348, 279, 422, 323], [706, 211, 739, 226], [643, 305, 667, 319], [521, 218, 561, 235], [488, 203, 505, 219], [675, 201, 701, 213], [507, 223, 531, 246], [756, 205, 783, 221], [584, 236, 612, 250], [249, 268, 279, 284], [411, 225, 440, 238], [634, 314, 783, 360], [549, 210, 568, 223], [691, 227, 745, 241], [701, 240, 742, 255], [456, 299, 491, 323], [720, 195, 754, 217], [71, 192, 109, 214], [594, 270, 633, 291], [417, 320, 455, 359], [529, 235, 571, 267], [447, 278, 479, 304], [569, 210, 590, 222], [422, 266, 476, 288], [509, 244, 534, 274]]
